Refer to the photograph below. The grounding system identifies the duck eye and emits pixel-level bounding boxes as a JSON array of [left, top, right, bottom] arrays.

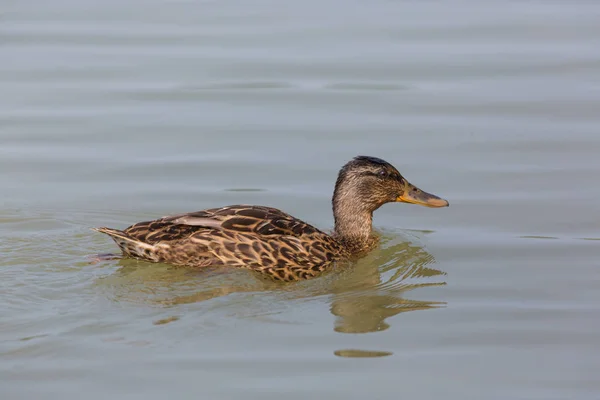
[[378, 170, 388, 177]]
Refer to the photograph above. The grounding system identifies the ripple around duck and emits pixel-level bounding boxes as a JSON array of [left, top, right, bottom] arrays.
[[1, 206, 447, 344], [324, 233, 446, 334], [0, 211, 118, 349], [85, 227, 447, 335], [1, 237, 102, 312]]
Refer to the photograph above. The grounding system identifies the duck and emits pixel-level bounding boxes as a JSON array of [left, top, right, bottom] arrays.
[[93, 155, 448, 281]]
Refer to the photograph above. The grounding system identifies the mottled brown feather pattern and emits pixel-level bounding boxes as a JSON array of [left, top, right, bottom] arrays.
[[95, 205, 346, 282]]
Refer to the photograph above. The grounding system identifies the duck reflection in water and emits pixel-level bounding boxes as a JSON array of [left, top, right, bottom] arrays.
[[328, 233, 446, 334]]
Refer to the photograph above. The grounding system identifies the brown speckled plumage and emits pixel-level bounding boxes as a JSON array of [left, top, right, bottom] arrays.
[[94, 156, 449, 281]]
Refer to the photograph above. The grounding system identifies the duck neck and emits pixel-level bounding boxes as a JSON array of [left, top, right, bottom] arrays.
[[332, 196, 375, 253]]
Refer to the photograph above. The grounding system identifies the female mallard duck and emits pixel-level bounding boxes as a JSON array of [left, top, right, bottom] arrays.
[[94, 156, 448, 281]]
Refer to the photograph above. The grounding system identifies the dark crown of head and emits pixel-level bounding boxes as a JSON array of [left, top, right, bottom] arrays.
[[351, 155, 390, 167]]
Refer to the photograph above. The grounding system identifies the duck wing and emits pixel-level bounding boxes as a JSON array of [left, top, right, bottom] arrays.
[[123, 204, 324, 244]]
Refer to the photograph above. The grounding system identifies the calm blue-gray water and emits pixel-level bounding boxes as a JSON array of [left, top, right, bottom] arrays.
[[1, 1, 599, 399]]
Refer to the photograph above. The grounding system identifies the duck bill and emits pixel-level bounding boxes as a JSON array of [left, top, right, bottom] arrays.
[[396, 182, 449, 208]]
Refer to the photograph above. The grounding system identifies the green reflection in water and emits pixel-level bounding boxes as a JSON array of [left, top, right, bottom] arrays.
[[329, 235, 446, 334]]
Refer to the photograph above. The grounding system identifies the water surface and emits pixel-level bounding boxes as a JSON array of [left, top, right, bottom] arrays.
[[1, 1, 599, 399]]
